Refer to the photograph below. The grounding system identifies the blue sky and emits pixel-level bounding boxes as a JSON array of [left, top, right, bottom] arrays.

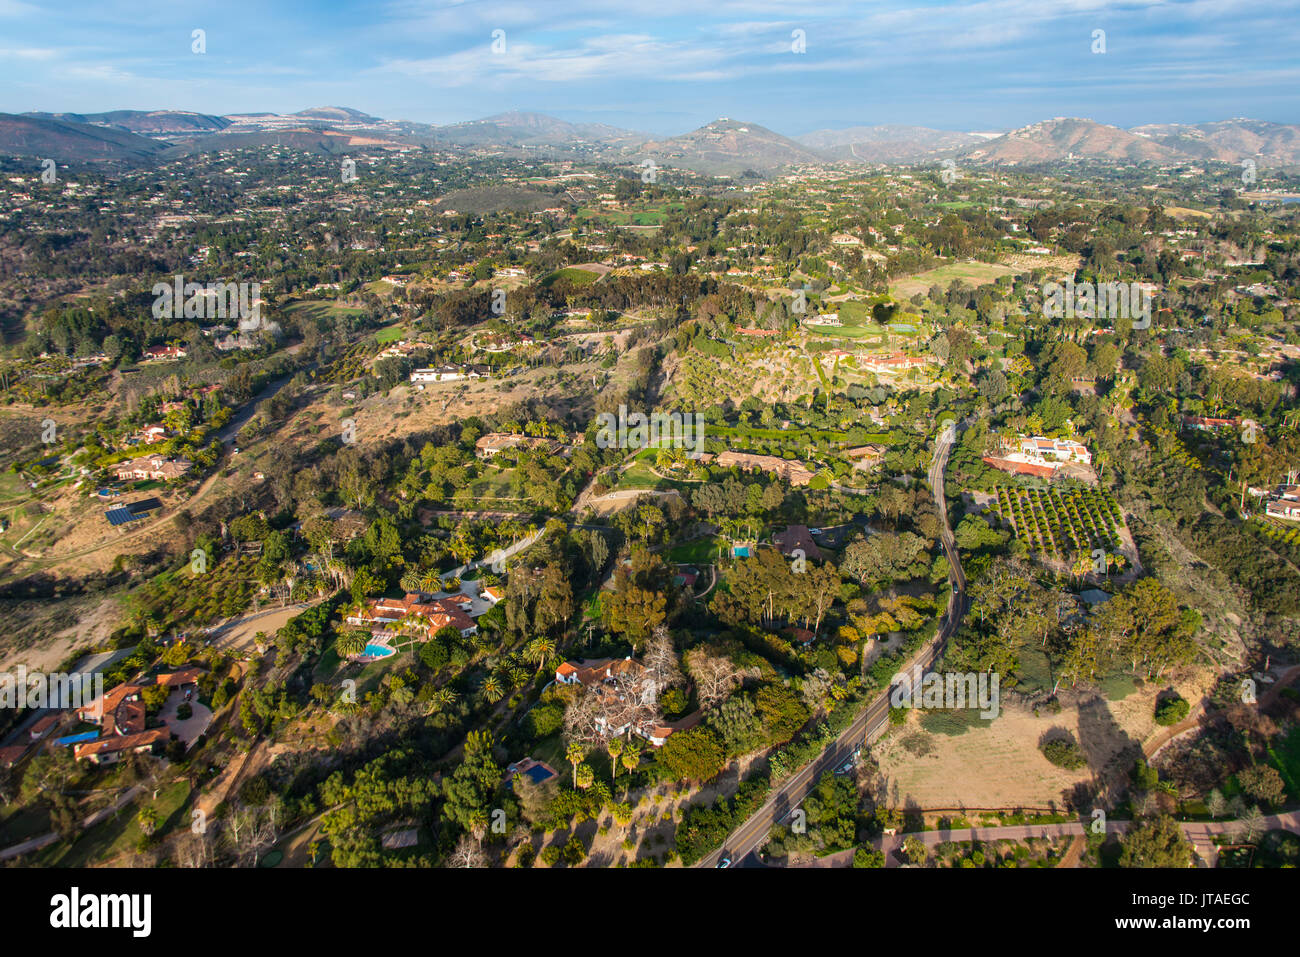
[[2, 0, 1298, 135]]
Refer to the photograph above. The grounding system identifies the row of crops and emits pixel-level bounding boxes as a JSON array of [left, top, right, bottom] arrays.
[[1252, 517, 1300, 547], [993, 485, 1124, 558]]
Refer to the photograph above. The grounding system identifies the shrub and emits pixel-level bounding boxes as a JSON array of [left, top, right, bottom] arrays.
[[1039, 736, 1086, 770], [1154, 693, 1189, 726]]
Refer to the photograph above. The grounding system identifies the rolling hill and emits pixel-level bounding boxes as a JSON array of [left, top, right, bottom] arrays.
[[636, 118, 826, 175], [0, 113, 165, 163], [1128, 118, 1300, 165], [5, 105, 1299, 171], [960, 117, 1179, 165], [23, 110, 231, 137]]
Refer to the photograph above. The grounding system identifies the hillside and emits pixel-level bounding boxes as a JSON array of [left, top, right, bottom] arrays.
[[962, 117, 1177, 165], [637, 118, 826, 175], [24, 110, 231, 136], [0, 113, 165, 163], [1129, 118, 1300, 164]]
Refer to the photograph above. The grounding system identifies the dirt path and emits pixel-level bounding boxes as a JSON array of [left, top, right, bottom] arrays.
[[1145, 664, 1300, 761]]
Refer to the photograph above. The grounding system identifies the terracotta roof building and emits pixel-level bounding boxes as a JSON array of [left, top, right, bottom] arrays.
[[346, 594, 477, 639], [715, 451, 814, 486]]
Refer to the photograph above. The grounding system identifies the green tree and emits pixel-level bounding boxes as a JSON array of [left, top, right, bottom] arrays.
[[1119, 814, 1192, 868]]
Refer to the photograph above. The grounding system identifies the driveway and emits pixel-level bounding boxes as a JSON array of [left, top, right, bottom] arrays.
[[159, 688, 213, 749]]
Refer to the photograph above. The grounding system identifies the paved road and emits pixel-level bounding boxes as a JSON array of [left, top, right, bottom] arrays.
[[698, 423, 967, 868], [871, 811, 1300, 867]]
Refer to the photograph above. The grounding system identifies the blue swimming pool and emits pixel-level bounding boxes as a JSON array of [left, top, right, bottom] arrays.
[[733, 545, 751, 557], [364, 644, 395, 658]]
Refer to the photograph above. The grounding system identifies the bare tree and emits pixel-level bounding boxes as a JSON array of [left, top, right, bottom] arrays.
[[448, 833, 487, 868], [685, 648, 754, 710]]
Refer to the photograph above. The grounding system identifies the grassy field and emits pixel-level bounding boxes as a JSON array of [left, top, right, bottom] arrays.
[[576, 204, 682, 227], [889, 261, 1021, 299], [375, 324, 406, 344], [281, 300, 368, 322], [666, 537, 722, 564], [461, 467, 521, 500], [542, 267, 601, 287], [0, 471, 28, 503], [35, 779, 194, 866]]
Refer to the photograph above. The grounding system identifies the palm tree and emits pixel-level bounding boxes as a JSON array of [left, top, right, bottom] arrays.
[[336, 630, 367, 658], [430, 687, 457, 714], [566, 742, 585, 787], [400, 569, 423, 594], [620, 747, 640, 795], [575, 764, 594, 790], [481, 674, 504, 704], [524, 635, 556, 672], [607, 737, 624, 783]]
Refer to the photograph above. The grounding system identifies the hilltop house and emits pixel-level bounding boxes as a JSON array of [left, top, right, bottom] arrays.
[[552, 656, 688, 745], [1181, 415, 1241, 431], [115, 456, 193, 482], [347, 594, 477, 640], [861, 352, 928, 374], [73, 668, 200, 765], [715, 450, 814, 487], [475, 433, 561, 460], [411, 364, 488, 384], [143, 345, 187, 361], [1264, 484, 1300, 521], [982, 434, 1091, 478], [845, 445, 886, 470]]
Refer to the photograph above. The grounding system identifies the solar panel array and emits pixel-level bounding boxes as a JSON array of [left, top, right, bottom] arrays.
[[105, 498, 163, 526], [105, 507, 147, 526]]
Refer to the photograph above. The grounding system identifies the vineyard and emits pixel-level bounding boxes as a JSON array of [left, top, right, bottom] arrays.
[[993, 486, 1127, 564]]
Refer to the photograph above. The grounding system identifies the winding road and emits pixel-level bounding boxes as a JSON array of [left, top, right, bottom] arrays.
[[697, 422, 968, 867]]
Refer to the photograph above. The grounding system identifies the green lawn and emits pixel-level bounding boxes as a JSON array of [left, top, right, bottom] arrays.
[[1266, 725, 1300, 799], [375, 325, 406, 344], [281, 300, 368, 321], [666, 538, 722, 564], [615, 462, 681, 491], [36, 779, 194, 866], [542, 267, 600, 287]]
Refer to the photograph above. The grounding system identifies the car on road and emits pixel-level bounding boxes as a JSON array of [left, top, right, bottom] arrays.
[[717, 855, 732, 868]]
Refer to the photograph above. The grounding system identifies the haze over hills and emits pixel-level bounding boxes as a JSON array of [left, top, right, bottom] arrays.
[[4, 106, 1300, 173], [798, 125, 986, 163], [427, 111, 650, 150]]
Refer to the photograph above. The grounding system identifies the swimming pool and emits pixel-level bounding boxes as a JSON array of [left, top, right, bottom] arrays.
[[363, 643, 395, 658], [733, 545, 751, 557]]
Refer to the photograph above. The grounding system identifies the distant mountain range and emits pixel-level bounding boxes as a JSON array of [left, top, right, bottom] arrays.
[[4, 106, 1299, 173], [797, 125, 988, 163]]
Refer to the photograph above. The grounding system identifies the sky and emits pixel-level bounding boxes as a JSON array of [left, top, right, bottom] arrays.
[[1, 0, 1298, 136]]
